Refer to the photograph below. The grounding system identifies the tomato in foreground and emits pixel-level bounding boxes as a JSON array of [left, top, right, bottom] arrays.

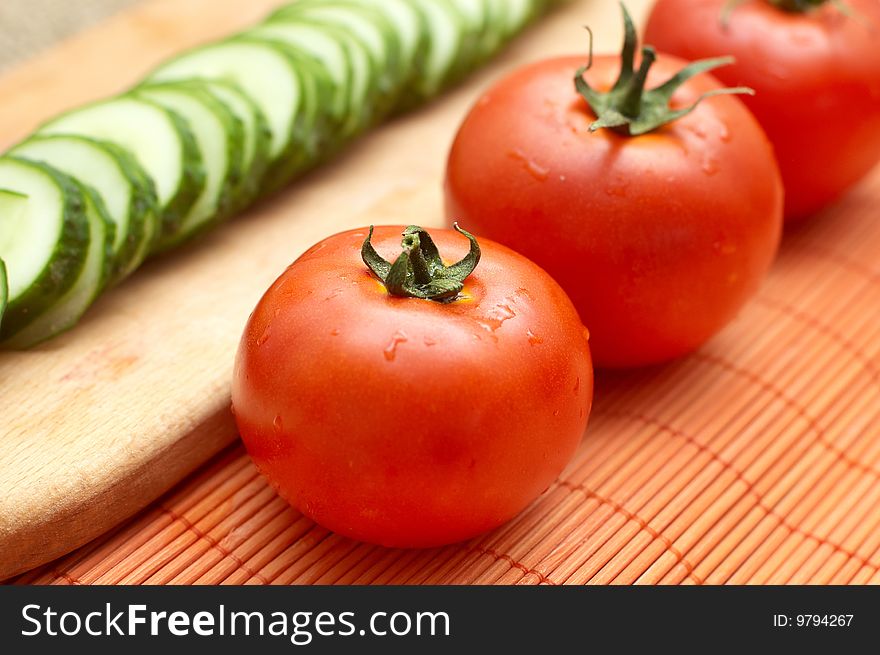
[[645, 0, 880, 222], [445, 6, 783, 368], [232, 225, 593, 548]]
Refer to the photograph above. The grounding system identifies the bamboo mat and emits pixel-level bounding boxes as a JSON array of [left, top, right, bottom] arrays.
[[12, 162, 880, 584]]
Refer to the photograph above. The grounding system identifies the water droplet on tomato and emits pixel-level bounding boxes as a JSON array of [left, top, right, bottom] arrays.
[[330, 329, 340, 336], [424, 336, 437, 347], [481, 303, 517, 332], [256, 324, 271, 346], [605, 182, 627, 197], [508, 148, 550, 181], [384, 330, 408, 361], [574, 377, 580, 394], [713, 241, 737, 256], [689, 124, 708, 140], [701, 157, 719, 176], [527, 329, 543, 345], [582, 328, 591, 342], [719, 125, 731, 142], [273, 415, 283, 434]]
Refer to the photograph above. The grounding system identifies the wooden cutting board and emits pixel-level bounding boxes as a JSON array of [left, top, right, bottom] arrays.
[[0, 0, 634, 580]]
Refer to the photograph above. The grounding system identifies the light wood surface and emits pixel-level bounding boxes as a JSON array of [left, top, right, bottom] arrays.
[[0, 0, 638, 580]]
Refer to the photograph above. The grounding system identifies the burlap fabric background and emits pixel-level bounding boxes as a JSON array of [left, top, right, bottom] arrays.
[[0, 0, 140, 72]]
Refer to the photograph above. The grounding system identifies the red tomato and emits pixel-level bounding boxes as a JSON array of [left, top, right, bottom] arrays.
[[645, 0, 880, 221], [445, 53, 783, 368], [232, 226, 593, 548]]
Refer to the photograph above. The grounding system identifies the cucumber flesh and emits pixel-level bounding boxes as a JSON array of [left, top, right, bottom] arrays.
[[0, 158, 89, 339], [270, 4, 402, 114], [279, 0, 422, 86], [246, 21, 351, 123], [135, 83, 245, 248], [257, 43, 336, 192], [147, 39, 306, 164], [2, 185, 112, 348], [503, 0, 539, 37], [10, 134, 153, 284], [37, 96, 205, 248], [245, 21, 368, 149], [264, 18, 378, 136], [403, 0, 463, 98], [195, 80, 272, 210]]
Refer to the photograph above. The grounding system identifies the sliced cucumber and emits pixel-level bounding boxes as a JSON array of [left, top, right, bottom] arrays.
[[0, 158, 89, 339], [277, 0, 423, 89], [245, 21, 352, 129], [37, 96, 205, 249], [135, 82, 245, 248], [480, 0, 508, 58], [2, 184, 113, 348], [502, 0, 540, 37], [447, 0, 489, 67], [147, 38, 309, 168], [196, 79, 272, 210], [269, 3, 403, 116], [257, 40, 335, 192], [403, 0, 464, 99], [10, 134, 156, 284], [265, 18, 379, 136], [0, 258, 7, 330]]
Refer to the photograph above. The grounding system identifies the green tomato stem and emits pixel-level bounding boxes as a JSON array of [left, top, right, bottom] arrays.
[[362, 224, 481, 302], [575, 2, 754, 136]]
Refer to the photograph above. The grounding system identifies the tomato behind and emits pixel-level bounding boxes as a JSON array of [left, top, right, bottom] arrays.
[[645, 0, 880, 221], [445, 54, 783, 368]]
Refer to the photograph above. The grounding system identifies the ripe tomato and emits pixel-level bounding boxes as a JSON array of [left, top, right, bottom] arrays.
[[445, 17, 783, 368], [232, 225, 593, 548], [645, 0, 880, 221]]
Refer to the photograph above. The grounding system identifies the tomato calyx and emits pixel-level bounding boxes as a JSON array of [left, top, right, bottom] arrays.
[[767, 0, 827, 11], [721, 0, 859, 27], [575, 3, 754, 136], [362, 224, 481, 302]]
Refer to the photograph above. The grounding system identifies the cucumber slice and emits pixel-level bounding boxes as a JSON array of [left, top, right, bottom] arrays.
[[10, 134, 156, 284], [245, 21, 352, 128], [135, 82, 245, 248], [2, 184, 113, 348], [269, 3, 403, 115], [196, 80, 272, 210], [38, 96, 205, 249], [0, 158, 89, 339], [256, 40, 335, 192], [147, 38, 309, 168], [277, 0, 423, 87], [0, 258, 7, 330], [245, 20, 359, 146], [502, 0, 540, 37], [480, 0, 507, 58], [447, 0, 488, 67], [263, 18, 379, 136], [402, 0, 464, 99]]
